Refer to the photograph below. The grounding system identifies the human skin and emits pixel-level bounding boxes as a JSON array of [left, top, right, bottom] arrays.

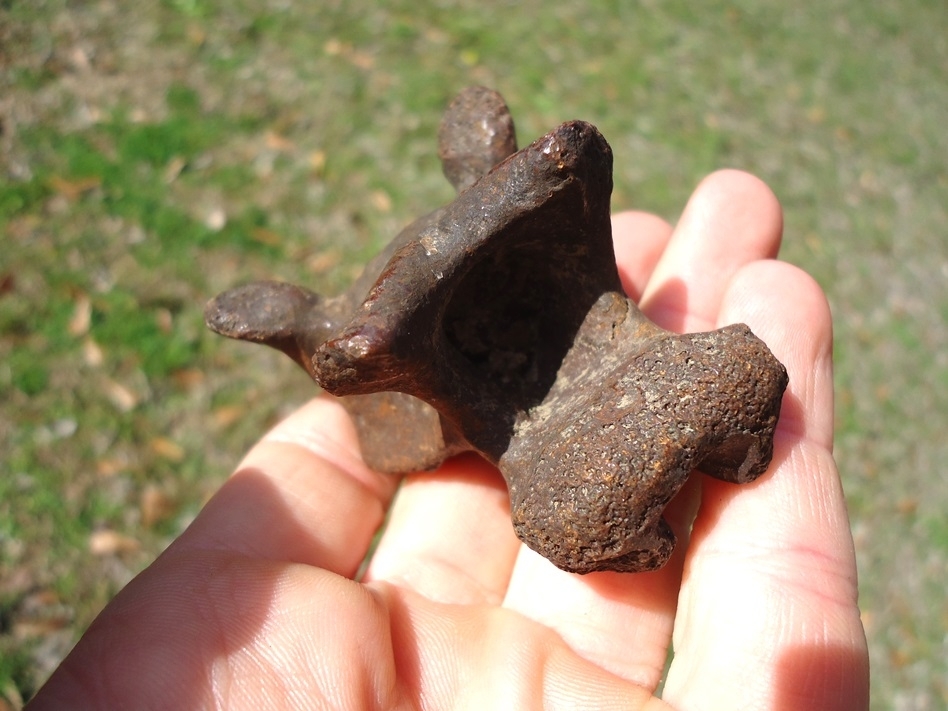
[[27, 170, 870, 710]]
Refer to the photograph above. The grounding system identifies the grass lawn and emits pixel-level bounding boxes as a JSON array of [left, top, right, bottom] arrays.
[[2, 1, 947, 707]]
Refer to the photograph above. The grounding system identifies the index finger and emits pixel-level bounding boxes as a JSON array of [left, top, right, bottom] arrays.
[[175, 397, 399, 577]]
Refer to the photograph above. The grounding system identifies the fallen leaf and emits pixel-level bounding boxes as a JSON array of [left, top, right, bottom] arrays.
[[22, 588, 61, 610], [350, 50, 374, 70], [68, 294, 92, 336], [150, 436, 185, 462], [252, 227, 283, 246], [265, 131, 295, 152], [806, 106, 826, 124], [307, 250, 341, 274], [212, 404, 245, 429], [69, 45, 91, 71], [13, 619, 70, 639], [323, 38, 347, 56], [89, 529, 140, 556], [83, 337, 104, 367], [172, 368, 205, 390], [154, 307, 173, 334], [103, 378, 138, 412], [889, 647, 911, 670], [48, 175, 102, 200], [370, 189, 392, 213], [96, 458, 126, 477], [141, 484, 175, 528], [309, 150, 326, 174], [186, 23, 206, 47], [896, 498, 918, 516], [164, 155, 187, 183], [322, 38, 372, 68]]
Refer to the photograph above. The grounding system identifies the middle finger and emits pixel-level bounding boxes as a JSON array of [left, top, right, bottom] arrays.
[[501, 169, 785, 689]]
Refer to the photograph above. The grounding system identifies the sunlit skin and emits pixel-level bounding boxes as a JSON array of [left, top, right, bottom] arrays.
[[28, 170, 869, 710]]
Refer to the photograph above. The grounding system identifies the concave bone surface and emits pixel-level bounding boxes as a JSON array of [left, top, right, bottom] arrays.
[[204, 86, 789, 574]]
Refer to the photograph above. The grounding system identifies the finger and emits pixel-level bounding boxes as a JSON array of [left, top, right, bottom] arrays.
[[640, 169, 783, 333], [663, 261, 869, 710], [499, 472, 702, 691], [501, 542, 687, 691], [175, 397, 400, 577], [33, 544, 674, 710], [363, 453, 521, 605], [501, 172, 781, 688], [611, 210, 674, 302], [373, 582, 674, 711]]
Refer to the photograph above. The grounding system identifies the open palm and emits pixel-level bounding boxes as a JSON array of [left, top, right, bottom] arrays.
[[28, 171, 869, 710]]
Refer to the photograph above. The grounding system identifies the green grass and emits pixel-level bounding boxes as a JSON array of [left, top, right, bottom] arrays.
[[2, 0, 947, 707]]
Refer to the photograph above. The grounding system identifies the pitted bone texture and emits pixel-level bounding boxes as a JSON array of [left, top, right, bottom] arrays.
[[205, 86, 788, 574]]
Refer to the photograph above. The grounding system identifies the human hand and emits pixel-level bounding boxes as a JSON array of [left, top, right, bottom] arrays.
[[28, 170, 869, 710]]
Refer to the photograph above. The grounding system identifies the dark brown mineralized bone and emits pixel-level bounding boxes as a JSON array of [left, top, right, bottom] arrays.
[[205, 87, 788, 574]]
